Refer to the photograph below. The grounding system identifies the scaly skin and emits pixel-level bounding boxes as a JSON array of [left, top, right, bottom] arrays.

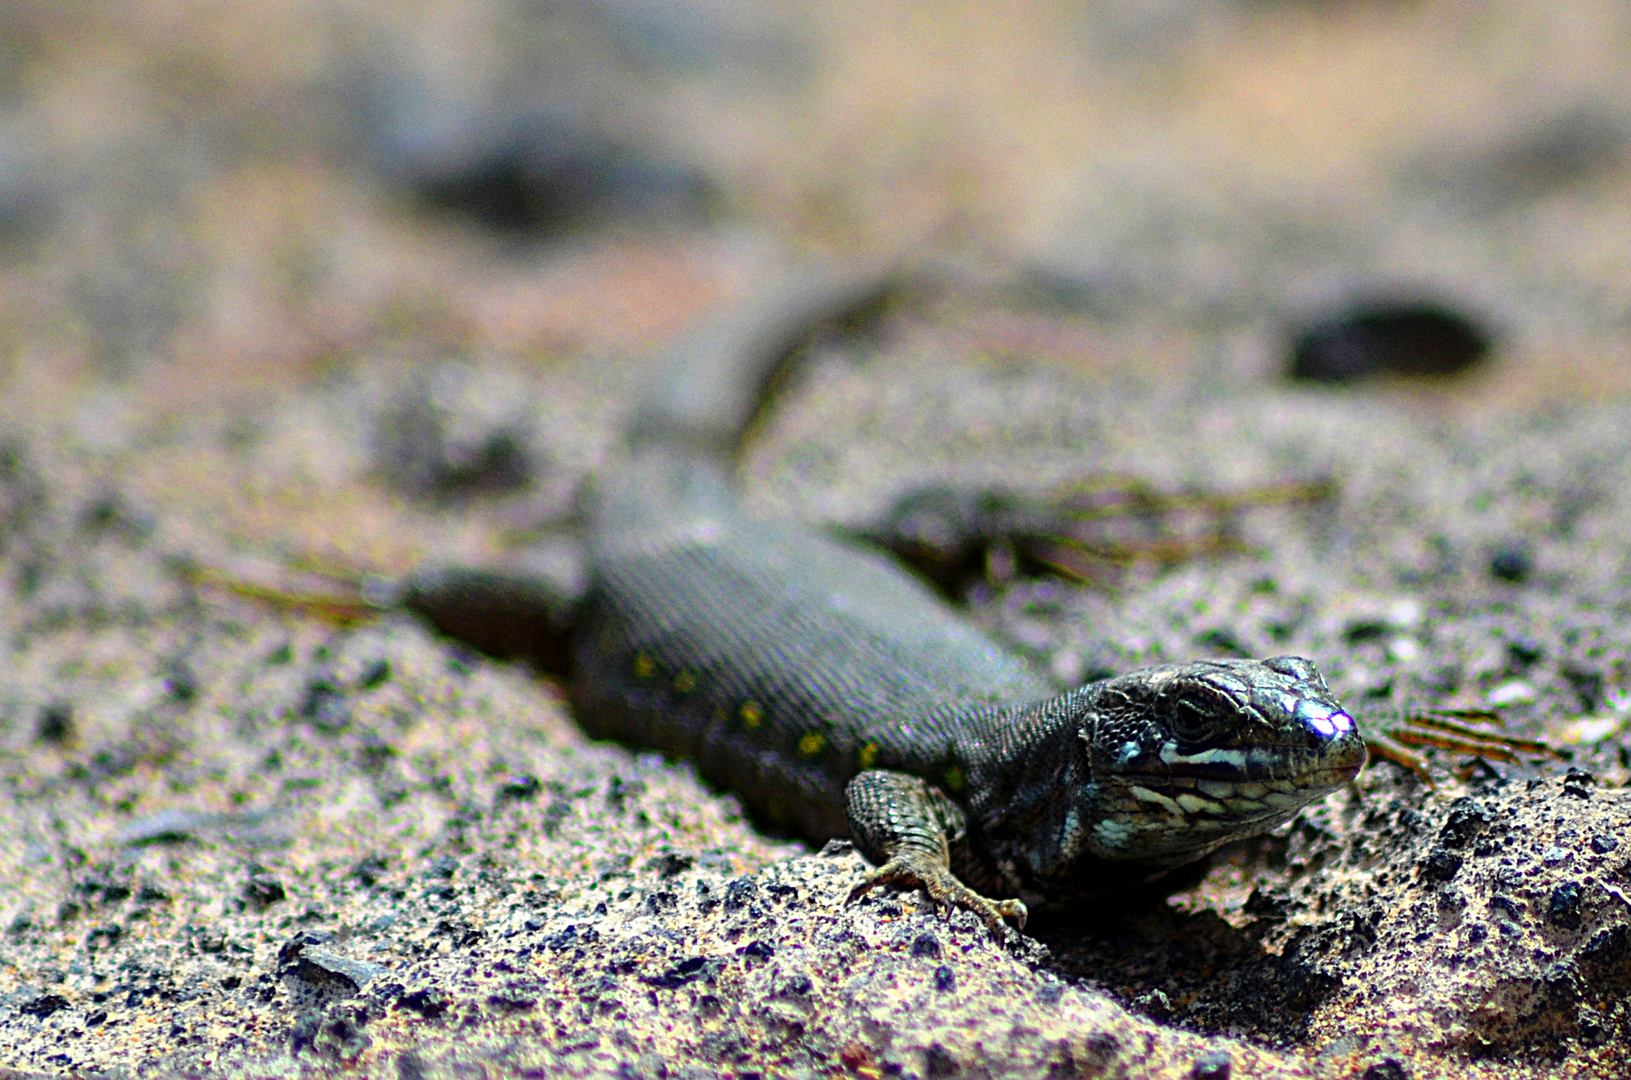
[[568, 446, 1366, 940], [397, 266, 1368, 942]]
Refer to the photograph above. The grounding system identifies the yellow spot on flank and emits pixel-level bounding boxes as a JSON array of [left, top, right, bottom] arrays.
[[673, 671, 696, 693], [798, 733, 826, 758], [942, 765, 966, 794], [633, 653, 657, 679], [857, 742, 880, 770], [739, 701, 763, 728]]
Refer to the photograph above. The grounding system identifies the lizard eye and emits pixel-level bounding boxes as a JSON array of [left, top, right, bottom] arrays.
[[1166, 688, 1233, 744]]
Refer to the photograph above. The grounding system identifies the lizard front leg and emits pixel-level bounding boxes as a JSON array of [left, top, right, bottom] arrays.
[[844, 769, 1027, 942]]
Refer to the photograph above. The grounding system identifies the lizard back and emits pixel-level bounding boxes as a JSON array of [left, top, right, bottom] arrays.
[[572, 448, 1054, 841]]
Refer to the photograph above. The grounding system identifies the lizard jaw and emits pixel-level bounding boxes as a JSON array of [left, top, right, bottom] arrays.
[[1084, 727, 1366, 862]]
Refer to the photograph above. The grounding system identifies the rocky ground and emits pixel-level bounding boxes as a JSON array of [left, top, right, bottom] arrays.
[[3, 3, 1631, 1079]]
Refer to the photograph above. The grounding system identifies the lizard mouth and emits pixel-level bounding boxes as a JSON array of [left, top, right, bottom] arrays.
[[1104, 740, 1366, 847], [1133, 738, 1366, 789]]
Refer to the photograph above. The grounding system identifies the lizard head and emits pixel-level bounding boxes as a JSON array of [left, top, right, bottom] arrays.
[[1076, 656, 1365, 864]]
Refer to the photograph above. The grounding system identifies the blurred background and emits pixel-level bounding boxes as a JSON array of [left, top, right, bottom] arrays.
[[0, 0, 1627, 423]]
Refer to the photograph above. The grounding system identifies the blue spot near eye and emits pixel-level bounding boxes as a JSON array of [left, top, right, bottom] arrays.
[[1116, 741, 1142, 767], [1296, 698, 1338, 737], [1294, 698, 1330, 723]]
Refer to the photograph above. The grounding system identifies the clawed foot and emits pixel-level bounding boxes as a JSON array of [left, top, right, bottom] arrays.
[[847, 853, 1028, 946], [1366, 708, 1565, 783], [1026, 475, 1337, 583], [860, 475, 1335, 594]]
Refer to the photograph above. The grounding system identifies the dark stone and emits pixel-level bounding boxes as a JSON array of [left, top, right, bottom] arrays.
[[1563, 768, 1596, 798], [406, 125, 709, 237], [1342, 619, 1389, 645], [359, 659, 392, 689], [76, 876, 130, 905], [152, 656, 197, 704], [1243, 885, 1292, 920], [497, 774, 542, 804], [1590, 834, 1619, 854], [283, 946, 389, 998], [1581, 924, 1630, 968], [1543, 962, 1582, 1007], [1288, 299, 1491, 383], [86, 923, 123, 948], [245, 873, 287, 908], [924, 1042, 959, 1077], [1191, 1050, 1231, 1080], [644, 956, 720, 990], [739, 940, 773, 961], [20, 993, 69, 1018], [1547, 882, 1583, 930], [1132, 988, 1172, 1021], [485, 990, 538, 1012], [1505, 636, 1544, 668], [78, 493, 155, 542], [724, 877, 758, 911], [1421, 847, 1463, 882], [278, 931, 333, 966], [1361, 1059, 1408, 1080], [1436, 798, 1493, 849], [35, 702, 72, 743], [394, 988, 450, 1018], [352, 856, 388, 888], [933, 966, 956, 993], [300, 674, 352, 734], [645, 852, 694, 878], [910, 932, 942, 959], [1488, 546, 1532, 583]]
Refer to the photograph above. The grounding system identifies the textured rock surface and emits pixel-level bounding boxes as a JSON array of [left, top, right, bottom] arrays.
[[5, 323, 1631, 1078], [2, 3, 1631, 1078]]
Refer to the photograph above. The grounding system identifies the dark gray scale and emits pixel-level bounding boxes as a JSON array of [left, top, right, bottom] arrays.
[[572, 447, 1054, 841]]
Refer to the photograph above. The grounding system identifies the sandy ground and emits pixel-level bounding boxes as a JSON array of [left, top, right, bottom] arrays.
[[3, 2, 1631, 1078]]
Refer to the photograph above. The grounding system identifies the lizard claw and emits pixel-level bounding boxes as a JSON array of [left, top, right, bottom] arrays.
[[1366, 708, 1564, 783], [847, 854, 1028, 944]]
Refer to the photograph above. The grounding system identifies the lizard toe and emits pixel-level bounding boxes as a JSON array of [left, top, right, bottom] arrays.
[[847, 854, 1027, 943]]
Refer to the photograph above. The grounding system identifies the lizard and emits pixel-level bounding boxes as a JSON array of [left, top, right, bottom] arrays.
[[332, 263, 1371, 944]]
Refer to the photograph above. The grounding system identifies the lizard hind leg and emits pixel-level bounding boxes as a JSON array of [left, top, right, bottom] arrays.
[[851, 475, 1337, 596], [843, 769, 1028, 942]]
